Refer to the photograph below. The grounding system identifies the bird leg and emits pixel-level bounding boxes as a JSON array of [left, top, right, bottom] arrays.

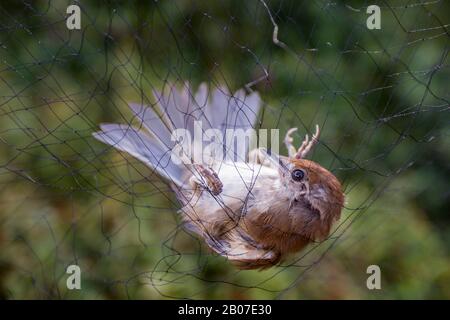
[[284, 125, 320, 159]]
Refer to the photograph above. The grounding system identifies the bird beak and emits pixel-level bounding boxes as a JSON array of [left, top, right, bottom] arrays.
[[259, 148, 290, 175]]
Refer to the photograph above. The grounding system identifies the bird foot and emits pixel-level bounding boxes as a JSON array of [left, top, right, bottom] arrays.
[[191, 164, 223, 196], [284, 125, 320, 159]]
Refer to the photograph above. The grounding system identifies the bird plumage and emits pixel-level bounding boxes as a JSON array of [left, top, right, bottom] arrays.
[[93, 82, 344, 269]]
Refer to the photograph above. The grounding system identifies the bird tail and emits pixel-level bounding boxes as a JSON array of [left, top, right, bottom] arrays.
[[92, 82, 262, 187]]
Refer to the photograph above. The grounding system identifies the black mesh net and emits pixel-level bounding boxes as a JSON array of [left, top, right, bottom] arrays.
[[0, 0, 448, 299]]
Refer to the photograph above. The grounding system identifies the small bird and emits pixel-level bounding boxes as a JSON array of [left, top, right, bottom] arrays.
[[93, 82, 344, 269]]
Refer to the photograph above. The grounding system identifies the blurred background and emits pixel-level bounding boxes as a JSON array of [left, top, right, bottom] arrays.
[[0, 0, 448, 299]]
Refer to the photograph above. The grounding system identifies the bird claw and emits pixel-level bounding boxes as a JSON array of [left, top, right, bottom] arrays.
[[285, 127, 297, 143], [192, 164, 223, 196], [284, 128, 299, 158]]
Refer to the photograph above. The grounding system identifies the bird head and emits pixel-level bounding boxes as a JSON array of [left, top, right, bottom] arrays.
[[261, 150, 344, 240]]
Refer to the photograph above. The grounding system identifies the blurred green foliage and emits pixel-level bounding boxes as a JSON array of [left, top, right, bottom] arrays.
[[0, 0, 448, 299]]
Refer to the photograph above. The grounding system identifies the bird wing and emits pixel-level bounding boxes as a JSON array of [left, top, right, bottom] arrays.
[[183, 216, 279, 270], [209, 228, 280, 270], [93, 82, 263, 187], [93, 124, 186, 186]]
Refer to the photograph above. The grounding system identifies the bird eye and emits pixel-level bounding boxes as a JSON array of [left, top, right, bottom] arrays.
[[291, 169, 305, 181]]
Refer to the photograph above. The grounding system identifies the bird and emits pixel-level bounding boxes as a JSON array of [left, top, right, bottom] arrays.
[[93, 82, 344, 270]]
